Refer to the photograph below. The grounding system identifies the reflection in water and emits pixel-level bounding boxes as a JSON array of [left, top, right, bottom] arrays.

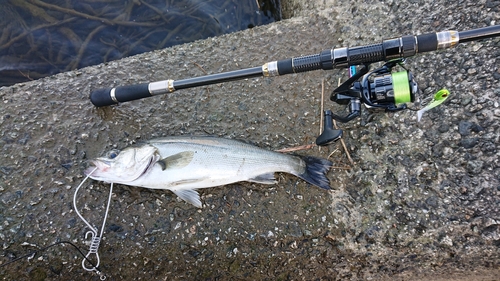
[[0, 0, 281, 86]]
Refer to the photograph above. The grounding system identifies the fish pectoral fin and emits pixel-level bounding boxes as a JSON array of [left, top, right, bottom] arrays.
[[248, 173, 276, 184], [157, 151, 194, 170], [171, 189, 202, 208]]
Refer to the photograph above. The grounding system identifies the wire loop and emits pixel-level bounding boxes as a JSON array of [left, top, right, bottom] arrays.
[[73, 167, 113, 280]]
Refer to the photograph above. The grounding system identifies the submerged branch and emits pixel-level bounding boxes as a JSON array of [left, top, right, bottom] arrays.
[[0, 17, 76, 50], [29, 0, 159, 27]]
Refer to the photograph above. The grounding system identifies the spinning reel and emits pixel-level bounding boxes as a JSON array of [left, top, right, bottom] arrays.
[[316, 59, 417, 146], [89, 25, 500, 146]]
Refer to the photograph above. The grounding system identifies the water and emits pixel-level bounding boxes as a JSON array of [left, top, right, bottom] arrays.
[[0, 0, 281, 87]]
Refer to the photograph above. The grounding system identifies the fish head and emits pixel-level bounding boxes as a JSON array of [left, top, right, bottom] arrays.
[[85, 144, 159, 183]]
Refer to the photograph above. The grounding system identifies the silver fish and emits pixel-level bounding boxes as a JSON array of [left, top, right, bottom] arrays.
[[85, 136, 332, 207]]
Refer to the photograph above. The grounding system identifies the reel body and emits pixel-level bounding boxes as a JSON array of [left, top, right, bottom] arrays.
[[360, 63, 417, 109], [316, 60, 417, 146]]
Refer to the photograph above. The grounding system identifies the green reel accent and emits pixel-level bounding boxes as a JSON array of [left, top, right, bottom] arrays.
[[392, 70, 412, 104]]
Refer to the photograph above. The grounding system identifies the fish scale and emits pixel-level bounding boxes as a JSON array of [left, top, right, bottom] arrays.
[[86, 136, 333, 207]]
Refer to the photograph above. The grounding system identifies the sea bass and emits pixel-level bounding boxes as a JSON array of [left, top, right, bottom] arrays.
[[85, 136, 332, 208]]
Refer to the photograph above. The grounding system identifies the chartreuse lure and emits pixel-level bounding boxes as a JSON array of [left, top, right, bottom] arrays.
[[417, 88, 450, 122]]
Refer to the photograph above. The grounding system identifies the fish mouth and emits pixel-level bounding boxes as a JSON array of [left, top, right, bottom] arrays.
[[84, 159, 110, 178], [84, 155, 157, 182]]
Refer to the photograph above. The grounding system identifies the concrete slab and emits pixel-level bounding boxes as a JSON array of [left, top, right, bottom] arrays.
[[1, 0, 499, 280]]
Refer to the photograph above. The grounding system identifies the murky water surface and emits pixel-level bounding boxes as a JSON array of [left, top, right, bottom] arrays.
[[0, 0, 280, 86]]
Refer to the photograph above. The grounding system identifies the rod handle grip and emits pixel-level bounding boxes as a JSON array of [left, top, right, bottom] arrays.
[[90, 83, 151, 107], [347, 43, 385, 65]]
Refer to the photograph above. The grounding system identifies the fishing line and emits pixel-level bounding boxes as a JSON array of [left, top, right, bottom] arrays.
[[1, 168, 109, 280], [0, 240, 97, 269]]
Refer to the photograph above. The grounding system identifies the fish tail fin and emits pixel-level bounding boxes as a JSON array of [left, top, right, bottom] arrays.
[[296, 156, 332, 190]]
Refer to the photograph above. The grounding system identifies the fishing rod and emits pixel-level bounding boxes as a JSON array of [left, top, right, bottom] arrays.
[[90, 25, 500, 145]]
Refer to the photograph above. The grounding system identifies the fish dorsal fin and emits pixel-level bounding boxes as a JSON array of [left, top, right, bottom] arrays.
[[157, 151, 194, 171], [171, 189, 202, 208], [248, 173, 276, 184]]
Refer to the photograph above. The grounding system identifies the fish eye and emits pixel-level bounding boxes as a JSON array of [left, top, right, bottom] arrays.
[[107, 150, 120, 159]]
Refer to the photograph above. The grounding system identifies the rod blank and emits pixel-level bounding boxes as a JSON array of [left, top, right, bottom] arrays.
[[90, 25, 500, 107]]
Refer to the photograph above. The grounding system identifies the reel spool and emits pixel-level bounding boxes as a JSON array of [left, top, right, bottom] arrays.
[[360, 65, 417, 110]]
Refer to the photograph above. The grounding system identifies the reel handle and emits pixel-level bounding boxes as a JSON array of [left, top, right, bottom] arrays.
[[316, 110, 343, 146]]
